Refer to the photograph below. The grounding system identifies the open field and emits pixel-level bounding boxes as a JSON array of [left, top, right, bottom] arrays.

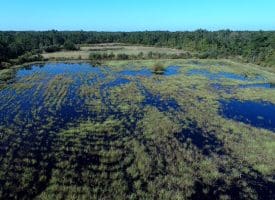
[[42, 43, 189, 60]]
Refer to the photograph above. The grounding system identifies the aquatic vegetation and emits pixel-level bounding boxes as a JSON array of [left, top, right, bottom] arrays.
[[118, 68, 152, 77], [187, 69, 264, 82], [0, 60, 275, 199], [0, 68, 16, 83]]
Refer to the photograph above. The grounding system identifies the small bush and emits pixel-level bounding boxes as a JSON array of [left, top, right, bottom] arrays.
[[198, 50, 219, 59], [89, 52, 117, 61], [153, 63, 165, 74], [147, 51, 153, 59], [44, 45, 61, 53], [89, 53, 102, 60], [137, 52, 144, 59], [116, 53, 129, 60], [108, 53, 115, 60], [16, 53, 43, 64], [63, 41, 78, 51]]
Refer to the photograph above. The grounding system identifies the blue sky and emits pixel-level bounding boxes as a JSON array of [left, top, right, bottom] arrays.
[[1, 0, 274, 31]]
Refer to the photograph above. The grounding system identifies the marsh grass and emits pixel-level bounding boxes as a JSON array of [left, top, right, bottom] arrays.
[[0, 60, 275, 199], [0, 68, 16, 84]]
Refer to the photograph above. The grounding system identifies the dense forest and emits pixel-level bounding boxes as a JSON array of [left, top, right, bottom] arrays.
[[0, 30, 275, 68]]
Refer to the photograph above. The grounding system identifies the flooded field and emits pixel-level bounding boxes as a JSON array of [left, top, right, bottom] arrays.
[[187, 68, 264, 81], [220, 100, 275, 131], [0, 60, 274, 199], [0, 63, 181, 131]]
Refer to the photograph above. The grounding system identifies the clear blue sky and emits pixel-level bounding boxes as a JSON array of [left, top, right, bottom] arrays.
[[1, 0, 274, 31]]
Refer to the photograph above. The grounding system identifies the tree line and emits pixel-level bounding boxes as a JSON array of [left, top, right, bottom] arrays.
[[0, 30, 274, 68]]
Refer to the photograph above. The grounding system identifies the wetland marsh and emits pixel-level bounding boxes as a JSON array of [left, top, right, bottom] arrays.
[[1, 1, 275, 197], [0, 59, 275, 199]]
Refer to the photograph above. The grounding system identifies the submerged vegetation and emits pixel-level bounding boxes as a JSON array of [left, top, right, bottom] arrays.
[[0, 59, 274, 199]]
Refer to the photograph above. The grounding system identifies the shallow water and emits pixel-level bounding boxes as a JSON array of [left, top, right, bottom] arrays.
[[118, 68, 152, 77], [211, 83, 275, 93], [1, 62, 274, 199], [17, 63, 105, 78], [187, 69, 264, 81], [141, 86, 181, 112], [219, 100, 275, 131], [118, 65, 180, 77], [102, 77, 131, 88], [0, 63, 181, 132], [238, 83, 275, 89], [163, 66, 181, 76]]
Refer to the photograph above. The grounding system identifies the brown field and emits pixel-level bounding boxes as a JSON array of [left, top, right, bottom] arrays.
[[42, 43, 187, 60]]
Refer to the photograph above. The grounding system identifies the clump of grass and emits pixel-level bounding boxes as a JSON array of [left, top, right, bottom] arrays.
[[153, 63, 166, 74], [0, 68, 16, 83]]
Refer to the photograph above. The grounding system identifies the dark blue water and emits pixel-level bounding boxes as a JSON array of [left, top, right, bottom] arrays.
[[17, 63, 105, 78], [239, 83, 275, 89], [187, 69, 264, 81], [219, 100, 275, 131], [0, 63, 183, 132], [142, 90, 181, 112]]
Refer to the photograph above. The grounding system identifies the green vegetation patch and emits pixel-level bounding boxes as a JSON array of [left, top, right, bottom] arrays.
[[0, 60, 275, 199]]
